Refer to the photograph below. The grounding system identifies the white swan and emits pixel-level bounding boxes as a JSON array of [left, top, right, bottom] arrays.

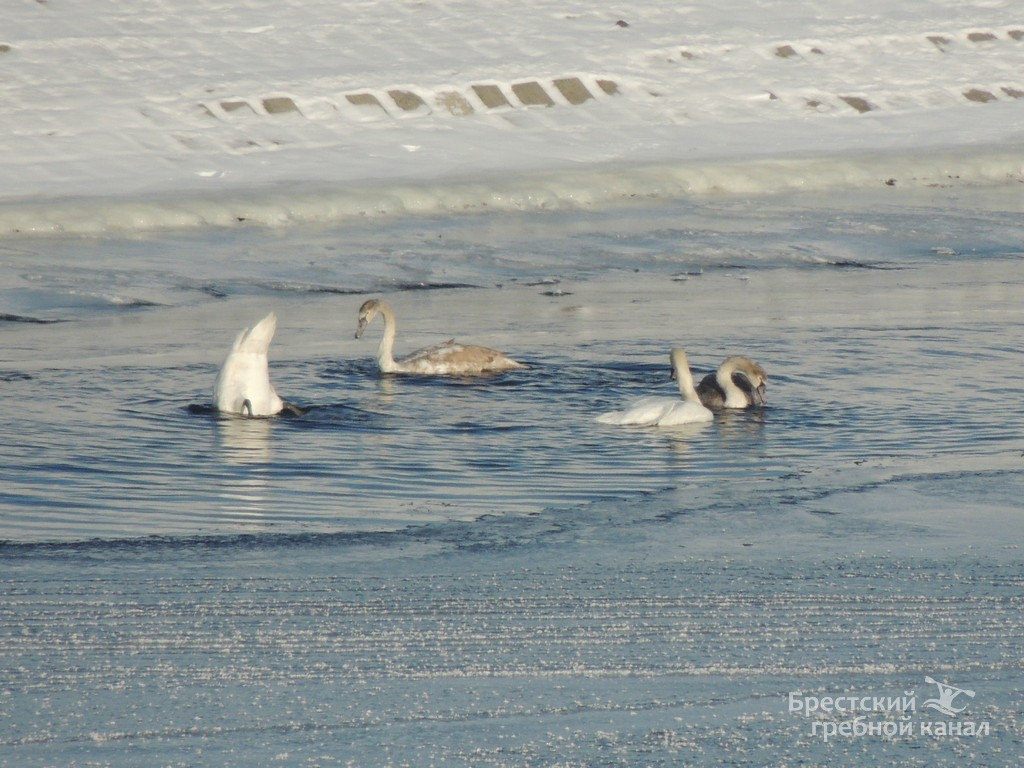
[[214, 312, 298, 417], [597, 348, 714, 426], [696, 356, 767, 408], [355, 298, 526, 375]]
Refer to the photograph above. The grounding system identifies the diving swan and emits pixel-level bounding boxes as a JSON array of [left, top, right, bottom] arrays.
[[696, 356, 768, 408], [355, 298, 526, 375], [214, 312, 303, 417], [597, 348, 714, 426]]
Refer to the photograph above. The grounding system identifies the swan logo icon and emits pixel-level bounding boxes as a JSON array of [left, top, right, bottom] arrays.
[[922, 676, 975, 716]]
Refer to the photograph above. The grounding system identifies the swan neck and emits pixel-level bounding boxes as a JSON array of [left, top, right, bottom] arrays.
[[716, 361, 745, 402], [376, 302, 398, 372], [674, 361, 700, 403]]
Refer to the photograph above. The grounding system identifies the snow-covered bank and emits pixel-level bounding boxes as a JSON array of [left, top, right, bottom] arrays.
[[3, 0, 1024, 234], [3, 144, 1023, 235]]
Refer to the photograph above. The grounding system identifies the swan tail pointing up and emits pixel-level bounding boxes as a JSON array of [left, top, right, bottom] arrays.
[[214, 312, 286, 417], [231, 312, 278, 355]]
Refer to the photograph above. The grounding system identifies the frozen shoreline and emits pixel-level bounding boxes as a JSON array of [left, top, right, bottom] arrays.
[[3, 142, 1024, 236]]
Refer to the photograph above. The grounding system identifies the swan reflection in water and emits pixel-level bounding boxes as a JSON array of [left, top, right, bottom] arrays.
[[215, 414, 274, 524]]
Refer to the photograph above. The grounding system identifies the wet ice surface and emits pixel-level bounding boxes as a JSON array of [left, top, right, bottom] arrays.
[[5, 548, 1023, 767], [2, 188, 1024, 765]]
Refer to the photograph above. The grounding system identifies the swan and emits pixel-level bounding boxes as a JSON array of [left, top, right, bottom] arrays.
[[696, 356, 767, 408], [597, 348, 714, 426], [214, 312, 303, 417], [355, 298, 526, 375]]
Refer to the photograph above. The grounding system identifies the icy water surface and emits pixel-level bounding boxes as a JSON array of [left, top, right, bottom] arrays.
[[3, 187, 1022, 543], [2, 187, 1023, 765]]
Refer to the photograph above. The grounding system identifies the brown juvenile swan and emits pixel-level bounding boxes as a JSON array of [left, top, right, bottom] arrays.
[[355, 299, 526, 375], [696, 356, 768, 408]]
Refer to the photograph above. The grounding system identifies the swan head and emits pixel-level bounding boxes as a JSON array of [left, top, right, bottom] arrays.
[[668, 348, 691, 381], [668, 348, 699, 388], [752, 380, 767, 405], [726, 356, 768, 405], [355, 299, 381, 339]]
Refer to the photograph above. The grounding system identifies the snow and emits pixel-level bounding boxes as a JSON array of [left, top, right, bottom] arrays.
[[3, 0, 1024, 233]]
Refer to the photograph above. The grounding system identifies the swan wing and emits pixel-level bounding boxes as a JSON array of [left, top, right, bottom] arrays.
[[398, 340, 524, 375], [696, 372, 726, 407], [656, 401, 714, 426], [597, 397, 678, 426], [599, 397, 713, 427]]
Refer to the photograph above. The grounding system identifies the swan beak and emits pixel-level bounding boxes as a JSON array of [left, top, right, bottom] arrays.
[[755, 384, 767, 405], [355, 318, 367, 339]]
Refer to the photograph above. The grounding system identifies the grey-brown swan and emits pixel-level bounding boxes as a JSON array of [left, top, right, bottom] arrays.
[[696, 356, 767, 408], [355, 299, 526, 375]]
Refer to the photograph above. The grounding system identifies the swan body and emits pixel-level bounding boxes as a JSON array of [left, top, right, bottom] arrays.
[[213, 312, 286, 417], [597, 348, 713, 426], [697, 356, 767, 408], [355, 298, 526, 375]]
